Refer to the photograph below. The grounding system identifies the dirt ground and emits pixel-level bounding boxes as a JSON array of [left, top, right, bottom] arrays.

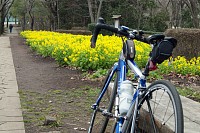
[[10, 36, 103, 133], [10, 35, 200, 133]]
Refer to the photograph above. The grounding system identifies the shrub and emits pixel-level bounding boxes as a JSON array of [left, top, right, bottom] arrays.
[[165, 28, 200, 59]]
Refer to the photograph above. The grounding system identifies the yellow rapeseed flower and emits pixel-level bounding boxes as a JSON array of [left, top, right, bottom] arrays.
[[20, 30, 200, 75], [64, 57, 67, 62]]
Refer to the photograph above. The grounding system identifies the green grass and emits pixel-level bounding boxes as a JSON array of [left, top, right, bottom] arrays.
[[18, 85, 100, 131], [177, 87, 200, 102]]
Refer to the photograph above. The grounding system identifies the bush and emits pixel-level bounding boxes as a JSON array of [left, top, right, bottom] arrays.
[[165, 28, 200, 59], [87, 23, 96, 33], [56, 27, 92, 35]]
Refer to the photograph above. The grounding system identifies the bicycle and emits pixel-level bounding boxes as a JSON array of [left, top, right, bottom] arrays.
[[88, 18, 184, 133]]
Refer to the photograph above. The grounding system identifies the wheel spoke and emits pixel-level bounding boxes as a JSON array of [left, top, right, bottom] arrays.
[[135, 80, 183, 133], [88, 72, 118, 133]]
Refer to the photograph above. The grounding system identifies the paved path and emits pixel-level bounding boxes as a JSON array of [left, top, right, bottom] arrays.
[[0, 27, 25, 133], [181, 96, 200, 133]]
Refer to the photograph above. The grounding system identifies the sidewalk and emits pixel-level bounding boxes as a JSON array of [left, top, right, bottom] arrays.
[[181, 96, 200, 133], [0, 27, 25, 132]]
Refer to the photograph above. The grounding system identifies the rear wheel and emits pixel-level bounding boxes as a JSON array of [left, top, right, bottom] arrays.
[[135, 80, 184, 133], [88, 71, 118, 133]]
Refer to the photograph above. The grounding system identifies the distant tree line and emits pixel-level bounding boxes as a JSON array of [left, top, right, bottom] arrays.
[[0, 0, 200, 34]]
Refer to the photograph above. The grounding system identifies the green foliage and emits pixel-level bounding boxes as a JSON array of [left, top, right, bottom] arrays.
[[177, 87, 200, 101], [89, 69, 108, 79], [142, 10, 168, 32], [148, 70, 163, 80], [151, 11, 169, 31], [10, 0, 26, 17], [88, 23, 95, 33], [19, 86, 101, 130], [10, 0, 200, 32], [181, 7, 193, 28]]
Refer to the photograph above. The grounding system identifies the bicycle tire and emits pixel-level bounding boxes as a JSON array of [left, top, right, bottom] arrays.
[[134, 80, 184, 133], [88, 70, 118, 133]]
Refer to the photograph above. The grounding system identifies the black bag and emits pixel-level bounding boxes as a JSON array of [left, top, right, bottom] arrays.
[[123, 39, 136, 60], [151, 37, 177, 64]]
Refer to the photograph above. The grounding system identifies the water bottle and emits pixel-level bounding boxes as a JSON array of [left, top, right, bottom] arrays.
[[119, 80, 135, 116]]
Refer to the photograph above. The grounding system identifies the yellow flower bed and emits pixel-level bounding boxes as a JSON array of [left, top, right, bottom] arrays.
[[20, 31, 200, 76], [172, 56, 200, 75], [20, 31, 150, 70], [158, 56, 200, 75]]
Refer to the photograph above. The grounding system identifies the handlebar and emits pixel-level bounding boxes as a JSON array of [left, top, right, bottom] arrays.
[[90, 18, 148, 48]]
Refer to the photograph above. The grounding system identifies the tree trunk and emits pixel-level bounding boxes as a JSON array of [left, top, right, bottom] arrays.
[[96, 0, 103, 21], [30, 16, 34, 30], [136, 0, 142, 30], [0, 8, 5, 34], [0, 13, 3, 34], [183, 0, 199, 28], [29, 11, 34, 30], [6, 15, 8, 28], [190, 0, 199, 28], [170, 0, 183, 28], [87, 0, 95, 23], [22, 13, 26, 31]]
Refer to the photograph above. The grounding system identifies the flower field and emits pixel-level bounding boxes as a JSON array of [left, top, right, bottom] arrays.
[[20, 31, 200, 76]]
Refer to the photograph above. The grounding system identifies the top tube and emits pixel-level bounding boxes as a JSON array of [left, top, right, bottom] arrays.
[[127, 60, 145, 79]]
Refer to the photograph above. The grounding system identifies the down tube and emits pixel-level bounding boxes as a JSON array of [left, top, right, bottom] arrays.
[[115, 59, 126, 133], [95, 63, 118, 105], [118, 59, 126, 89]]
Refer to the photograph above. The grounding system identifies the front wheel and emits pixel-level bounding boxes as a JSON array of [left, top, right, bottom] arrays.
[[88, 71, 118, 133], [135, 80, 184, 133]]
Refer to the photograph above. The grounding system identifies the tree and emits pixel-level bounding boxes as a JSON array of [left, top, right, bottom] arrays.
[[42, 0, 59, 30], [11, 0, 52, 30], [8, 0, 200, 32], [183, 0, 200, 28], [87, 0, 104, 23], [27, 0, 35, 30], [11, 0, 27, 30], [0, 0, 14, 34], [135, 0, 158, 30], [181, 6, 193, 27]]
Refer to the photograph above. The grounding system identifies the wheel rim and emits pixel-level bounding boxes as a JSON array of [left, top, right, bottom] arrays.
[[137, 84, 178, 133]]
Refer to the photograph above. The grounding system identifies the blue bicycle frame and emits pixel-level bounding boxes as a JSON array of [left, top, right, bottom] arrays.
[[88, 18, 182, 133], [91, 50, 147, 133]]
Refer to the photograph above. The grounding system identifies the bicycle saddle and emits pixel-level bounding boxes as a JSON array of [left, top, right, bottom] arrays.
[[147, 34, 165, 44]]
